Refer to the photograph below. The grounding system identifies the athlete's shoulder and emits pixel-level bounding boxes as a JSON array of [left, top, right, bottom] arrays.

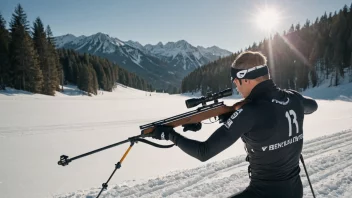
[[239, 100, 260, 114], [276, 88, 304, 105], [231, 102, 256, 119], [223, 102, 256, 129], [280, 88, 318, 114], [285, 89, 303, 98]]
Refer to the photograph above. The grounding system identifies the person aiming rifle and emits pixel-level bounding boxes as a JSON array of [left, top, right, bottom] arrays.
[[150, 51, 318, 198]]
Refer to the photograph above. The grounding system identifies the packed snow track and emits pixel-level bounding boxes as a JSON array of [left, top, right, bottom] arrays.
[[1, 84, 352, 198], [56, 129, 352, 198]]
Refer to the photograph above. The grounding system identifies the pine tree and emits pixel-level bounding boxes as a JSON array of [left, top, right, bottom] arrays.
[[90, 66, 98, 95], [77, 64, 92, 95], [295, 23, 301, 31], [0, 13, 10, 89], [9, 4, 43, 92], [349, 52, 352, 82], [288, 24, 295, 33], [46, 25, 63, 91], [32, 17, 58, 95]]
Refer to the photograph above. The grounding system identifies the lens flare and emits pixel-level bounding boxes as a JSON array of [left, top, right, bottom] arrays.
[[256, 8, 280, 31]]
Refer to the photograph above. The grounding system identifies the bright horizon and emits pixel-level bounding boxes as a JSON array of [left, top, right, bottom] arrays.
[[1, 0, 351, 52]]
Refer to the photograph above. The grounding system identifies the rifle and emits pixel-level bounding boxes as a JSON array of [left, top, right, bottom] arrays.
[[57, 88, 246, 198]]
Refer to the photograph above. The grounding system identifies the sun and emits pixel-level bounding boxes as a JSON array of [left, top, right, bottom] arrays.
[[256, 8, 280, 31]]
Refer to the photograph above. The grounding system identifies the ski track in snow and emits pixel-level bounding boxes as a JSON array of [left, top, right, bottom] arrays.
[[2, 84, 352, 198], [55, 129, 352, 198]]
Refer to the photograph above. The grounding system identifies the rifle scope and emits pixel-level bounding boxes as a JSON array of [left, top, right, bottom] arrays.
[[185, 88, 233, 108]]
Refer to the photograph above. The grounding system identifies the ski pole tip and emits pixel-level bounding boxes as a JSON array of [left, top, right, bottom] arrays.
[[58, 155, 71, 166]]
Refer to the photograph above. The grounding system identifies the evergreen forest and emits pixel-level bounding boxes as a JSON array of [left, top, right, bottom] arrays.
[[0, 4, 153, 96], [181, 4, 352, 95]]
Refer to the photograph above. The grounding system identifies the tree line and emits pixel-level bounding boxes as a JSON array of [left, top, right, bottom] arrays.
[[58, 49, 153, 95], [0, 4, 152, 96], [182, 4, 352, 95]]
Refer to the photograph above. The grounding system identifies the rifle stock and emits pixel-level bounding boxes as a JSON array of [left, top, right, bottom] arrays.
[[140, 100, 247, 135]]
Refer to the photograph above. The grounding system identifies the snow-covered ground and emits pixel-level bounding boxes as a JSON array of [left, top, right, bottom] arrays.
[[0, 83, 352, 198], [56, 130, 352, 198]]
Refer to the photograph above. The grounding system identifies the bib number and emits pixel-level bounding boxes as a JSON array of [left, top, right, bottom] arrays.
[[285, 110, 299, 137]]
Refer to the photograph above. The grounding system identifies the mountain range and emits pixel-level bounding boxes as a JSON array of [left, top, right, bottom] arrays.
[[54, 32, 232, 90]]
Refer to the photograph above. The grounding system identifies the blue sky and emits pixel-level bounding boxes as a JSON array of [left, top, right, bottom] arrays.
[[1, 0, 351, 52]]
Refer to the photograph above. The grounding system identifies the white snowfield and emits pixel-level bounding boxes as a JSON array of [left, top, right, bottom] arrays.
[[57, 130, 352, 198], [0, 83, 352, 198]]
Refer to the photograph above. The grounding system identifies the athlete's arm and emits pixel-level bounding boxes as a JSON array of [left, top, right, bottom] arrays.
[[169, 104, 255, 162], [301, 95, 318, 114], [289, 90, 318, 114]]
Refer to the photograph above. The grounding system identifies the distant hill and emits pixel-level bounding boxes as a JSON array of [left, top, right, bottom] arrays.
[[55, 33, 232, 91]]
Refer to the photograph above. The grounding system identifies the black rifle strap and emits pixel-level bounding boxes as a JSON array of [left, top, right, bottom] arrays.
[[136, 138, 175, 148], [300, 154, 316, 198]]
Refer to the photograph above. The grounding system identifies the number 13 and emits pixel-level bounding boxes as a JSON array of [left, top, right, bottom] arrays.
[[285, 110, 299, 137]]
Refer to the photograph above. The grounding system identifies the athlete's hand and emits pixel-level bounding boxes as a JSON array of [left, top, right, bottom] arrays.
[[218, 112, 233, 123], [151, 125, 175, 140], [182, 123, 202, 132]]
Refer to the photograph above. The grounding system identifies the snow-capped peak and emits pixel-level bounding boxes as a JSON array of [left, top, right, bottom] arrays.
[[87, 32, 124, 47], [125, 40, 147, 53], [156, 41, 163, 47], [197, 45, 232, 57], [144, 40, 195, 56], [133, 39, 232, 70], [54, 34, 77, 48], [55, 32, 126, 54]]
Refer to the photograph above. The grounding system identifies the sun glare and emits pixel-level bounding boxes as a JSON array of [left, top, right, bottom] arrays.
[[256, 8, 280, 31]]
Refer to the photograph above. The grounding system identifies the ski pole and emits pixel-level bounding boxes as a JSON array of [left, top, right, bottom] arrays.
[[300, 154, 316, 198], [58, 135, 142, 166], [58, 134, 174, 197], [96, 141, 135, 198]]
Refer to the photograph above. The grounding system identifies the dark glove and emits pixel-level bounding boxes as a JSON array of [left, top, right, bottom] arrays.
[[218, 112, 233, 123], [182, 122, 202, 132], [151, 125, 175, 140]]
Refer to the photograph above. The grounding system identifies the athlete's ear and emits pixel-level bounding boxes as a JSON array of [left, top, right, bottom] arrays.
[[234, 79, 240, 86]]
